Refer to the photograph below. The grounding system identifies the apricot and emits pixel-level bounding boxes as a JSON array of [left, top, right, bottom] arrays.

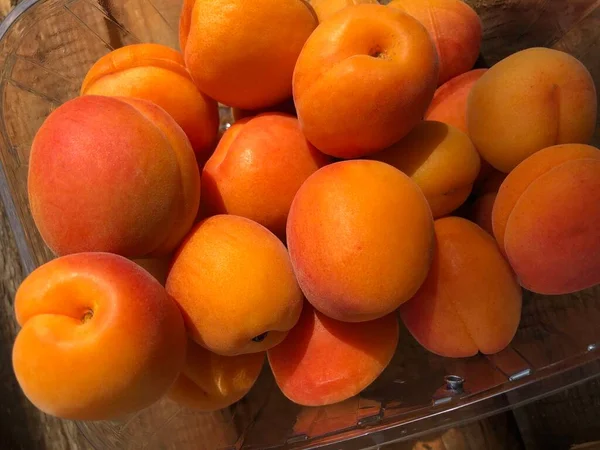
[[166, 215, 303, 356], [169, 339, 264, 411], [28, 96, 200, 258], [310, 0, 377, 22], [467, 48, 597, 172], [468, 170, 506, 235], [201, 113, 331, 239], [389, 0, 482, 85], [293, 4, 439, 158], [181, 0, 317, 110], [287, 160, 434, 322], [133, 257, 172, 286], [268, 303, 399, 406], [12, 253, 186, 420], [491, 144, 600, 294], [370, 121, 480, 218], [424, 69, 487, 134], [399, 217, 522, 358], [81, 44, 219, 165]]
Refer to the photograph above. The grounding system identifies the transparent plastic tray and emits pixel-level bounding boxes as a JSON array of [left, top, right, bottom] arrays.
[[0, 1, 599, 449]]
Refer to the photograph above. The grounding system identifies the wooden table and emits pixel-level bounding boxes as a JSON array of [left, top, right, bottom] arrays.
[[2, 0, 600, 449]]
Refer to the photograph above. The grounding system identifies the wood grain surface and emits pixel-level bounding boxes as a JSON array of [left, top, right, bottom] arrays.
[[1, 0, 600, 449]]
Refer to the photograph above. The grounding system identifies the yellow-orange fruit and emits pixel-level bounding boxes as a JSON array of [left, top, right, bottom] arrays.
[[468, 171, 506, 235], [81, 44, 219, 165], [268, 303, 399, 406], [389, 0, 482, 85], [12, 253, 186, 420], [180, 0, 317, 109], [28, 96, 200, 258], [201, 113, 331, 239], [287, 160, 434, 322], [399, 217, 522, 357], [293, 4, 439, 158], [310, 0, 377, 22], [371, 121, 480, 218], [425, 68, 487, 134], [468, 48, 597, 172], [492, 144, 600, 294], [169, 339, 264, 411], [166, 215, 304, 356]]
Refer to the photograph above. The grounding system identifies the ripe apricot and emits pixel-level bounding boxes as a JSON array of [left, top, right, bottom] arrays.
[[201, 113, 331, 239], [12, 253, 186, 420], [389, 0, 482, 85], [181, 0, 317, 109], [293, 4, 439, 158], [81, 43, 219, 165], [492, 144, 600, 294], [399, 217, 522, 357], [287, 160, 434, 322], [169, 339, 264, 411], [468, 48, 597, 172], [166, 215, 304, 356], [371, 121, 480, 218], [268, 303, 399, 406], [28, 96, 200, 258], [310, 0, 377, 22]]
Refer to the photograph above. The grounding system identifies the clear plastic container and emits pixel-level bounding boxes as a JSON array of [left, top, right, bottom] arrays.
[[1, 1, 599, 449]]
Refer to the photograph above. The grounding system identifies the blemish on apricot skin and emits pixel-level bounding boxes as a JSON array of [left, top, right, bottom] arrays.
[[81, 310, 94, 324]]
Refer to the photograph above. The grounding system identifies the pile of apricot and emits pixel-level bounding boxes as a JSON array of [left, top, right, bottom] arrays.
[[12, 0, 600, 420]]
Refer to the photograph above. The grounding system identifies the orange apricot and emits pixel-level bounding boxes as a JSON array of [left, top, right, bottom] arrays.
[[371, 121, 481, 218], [399, 217, 522, 357], [28, 96, 200, 258], [268, 303, 399, 406], [310, 0, 377, 22], [468, 48, 597, 172], [181, 0, 317, 109], [169, 339, 264, 411], [166, 215, 304, 356], [81, 43, 219, 165], [201, 113, 331, 239], [293, 4, 439, 158], [287, 160, 434, 322], [12, 253, 186, 420]]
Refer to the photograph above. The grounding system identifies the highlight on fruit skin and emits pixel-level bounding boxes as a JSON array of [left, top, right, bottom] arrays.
[[169, 339, 265, 411], [491, 143, 600, 295], [12, 252, 187, 421], [268, 302, 399, 407]]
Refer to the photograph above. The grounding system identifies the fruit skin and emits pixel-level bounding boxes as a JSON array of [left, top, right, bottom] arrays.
[[468, 170, 506, 235], [28, 95, 200, 258], [491, 144, 600, 295], [424, 69, 487, 134], [166, 215, 304, 356], [370, 121, 481, 218], [389, 0, 482, 85], [201, 113, 331, 239], [399, 217, 522, 358], [293, 4, 439, 158], [81, 43, 219, 166], [169, 339, 264, 411], [12, 253, 187, 420], [180, 0, 317, 110], [287, 160, 434, 323], [310, 0, 377, 22], [268, 303, 399, 407], [467, 48, 597, 172]]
